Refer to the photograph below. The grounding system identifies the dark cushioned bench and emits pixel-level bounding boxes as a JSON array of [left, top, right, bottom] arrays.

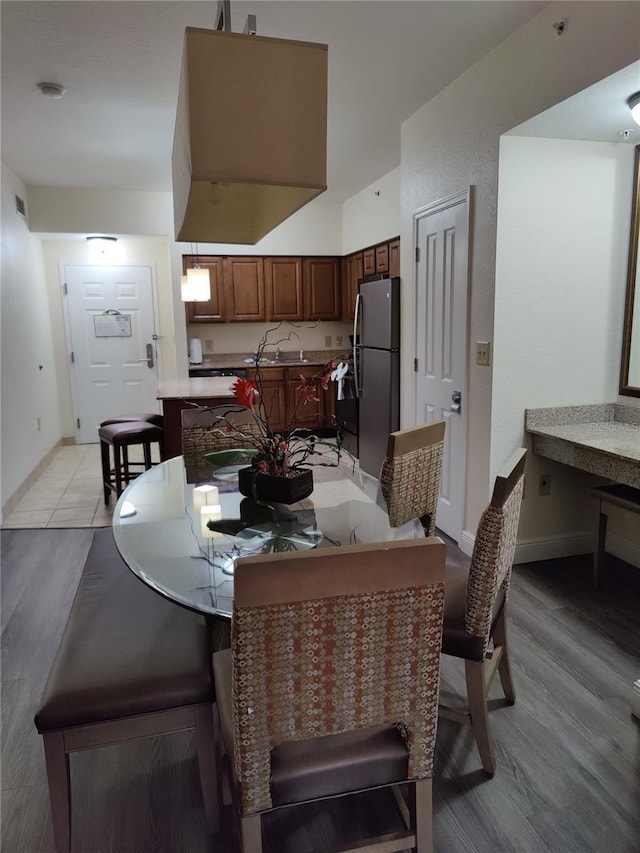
[[34, 528, 218, 853]]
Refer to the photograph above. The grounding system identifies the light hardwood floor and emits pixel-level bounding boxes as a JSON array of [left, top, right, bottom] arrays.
[[1, 524, 638, 853]]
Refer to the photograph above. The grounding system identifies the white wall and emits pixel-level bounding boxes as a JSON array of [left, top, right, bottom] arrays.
[[494, 136, 637, 557], [400, 1, 640, 540], [342, 167, 401, 255], [1, 163, 62, 510]]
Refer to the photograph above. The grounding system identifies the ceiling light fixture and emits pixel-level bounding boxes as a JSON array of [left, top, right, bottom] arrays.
[[38, 81, 65, 99], [628, 92, 640, 127]]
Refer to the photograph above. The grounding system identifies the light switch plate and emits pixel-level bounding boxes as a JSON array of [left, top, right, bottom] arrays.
[[476, 341, 491, 366]]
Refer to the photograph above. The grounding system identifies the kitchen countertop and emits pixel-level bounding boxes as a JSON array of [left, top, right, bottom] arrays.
[[157, 377, 236, 400], [188, 349, 349, 371], [525, 404, 640, 488]]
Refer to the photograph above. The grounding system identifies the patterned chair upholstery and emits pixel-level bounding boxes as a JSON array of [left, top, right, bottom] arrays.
[[440, 447, 526, 775], [181, 405, 262, 483], [380, 421, 446, 533], [212, 538, 446, 853]]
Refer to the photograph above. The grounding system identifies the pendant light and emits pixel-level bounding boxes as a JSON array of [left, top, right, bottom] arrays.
[[172, 26, 327, 245]]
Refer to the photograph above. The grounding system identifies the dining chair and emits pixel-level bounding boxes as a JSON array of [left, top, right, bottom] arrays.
[[380, 420, 446, 534], [181, 405, 261, 482], [212, 537, 447, 853], [439, 447, 526, 775]]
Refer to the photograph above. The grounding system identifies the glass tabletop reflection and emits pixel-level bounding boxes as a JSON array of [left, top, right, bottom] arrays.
[[112, 456, 424, 619]]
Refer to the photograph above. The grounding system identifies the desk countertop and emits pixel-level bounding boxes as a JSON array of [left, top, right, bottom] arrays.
[[525, 404, 640, 488]]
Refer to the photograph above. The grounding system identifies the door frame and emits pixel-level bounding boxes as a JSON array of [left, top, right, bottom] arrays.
[[60, 261, 161, 444], [412, 186, 472, 545]]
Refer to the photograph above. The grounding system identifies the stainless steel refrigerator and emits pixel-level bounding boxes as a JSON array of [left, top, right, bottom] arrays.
[[353, 275, 400, 476]]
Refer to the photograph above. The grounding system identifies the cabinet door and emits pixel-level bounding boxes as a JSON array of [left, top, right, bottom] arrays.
[[303, 257, 341, 321], [247, 367, 286, 432], [363, 248, 375, 276], [264, 257, 304, 321], [343, 252, 363, 321], [224, 257, 265, 322], [287, 366, 325, 430], [183, 256, 226, 323], [375, 243, 389, 273], [389, 239, 400, 278]]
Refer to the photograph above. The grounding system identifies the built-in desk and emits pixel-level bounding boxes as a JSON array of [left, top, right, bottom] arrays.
[[525, 404, 640, 488]]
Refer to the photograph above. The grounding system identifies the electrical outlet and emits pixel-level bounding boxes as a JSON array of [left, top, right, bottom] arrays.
[[324, 335, 332, 347], [475, 341, 491, 366], [336, 335, 343, 347], [539, 474, 551, 496]]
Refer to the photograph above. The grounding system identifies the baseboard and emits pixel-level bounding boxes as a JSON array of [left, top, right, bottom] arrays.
[[1, 440, 63, 521], [460, 529, 640, 569]]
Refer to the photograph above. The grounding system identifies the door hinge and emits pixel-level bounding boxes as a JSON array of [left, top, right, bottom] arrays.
[[76, 417, 81, 429], [415, 246, 420, 263], [63, 282, 68, 296], [70, 351, 75, 363], [414, 358, 418, 372]]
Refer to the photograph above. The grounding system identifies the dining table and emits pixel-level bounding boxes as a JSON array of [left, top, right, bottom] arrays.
[[112, 455, 425, 623]]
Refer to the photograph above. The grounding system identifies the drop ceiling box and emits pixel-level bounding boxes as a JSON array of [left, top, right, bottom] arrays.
[[172, 27, 327, 245]]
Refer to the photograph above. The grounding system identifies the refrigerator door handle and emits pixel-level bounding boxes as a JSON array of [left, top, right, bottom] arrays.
[[353, 293, 361, 397]]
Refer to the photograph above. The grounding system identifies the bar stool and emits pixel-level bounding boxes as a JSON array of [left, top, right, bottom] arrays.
[[99, 421, 165, 505]]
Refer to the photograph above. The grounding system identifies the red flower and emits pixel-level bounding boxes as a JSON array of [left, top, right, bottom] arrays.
[[297, 375, 320, 404], [232, 378, 258, 411]]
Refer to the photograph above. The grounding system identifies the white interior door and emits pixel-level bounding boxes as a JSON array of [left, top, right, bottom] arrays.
[[64, 264, 159, 444], [414, 188, 471, 542]]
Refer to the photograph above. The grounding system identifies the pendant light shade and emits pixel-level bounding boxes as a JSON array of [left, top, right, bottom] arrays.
[[172, 27, 328, 245], [181, 267, 211, 302]]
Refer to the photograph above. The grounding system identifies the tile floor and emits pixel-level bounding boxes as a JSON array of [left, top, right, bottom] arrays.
[[2, 444, 126, 529]]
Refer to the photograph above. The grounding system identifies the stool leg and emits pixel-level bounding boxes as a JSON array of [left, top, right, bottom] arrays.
[[122, 445, 131, 489], [158, 433, 166, 462], [143, 440, 152, 470], [42, 731, 72, 853], [100, 440, 111, 506], [114, 444, 124, 497]]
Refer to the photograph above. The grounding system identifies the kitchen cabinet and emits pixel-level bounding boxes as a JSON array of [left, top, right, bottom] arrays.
[[302, 257, 341, 320], [247, 367, 287, 432], [375, 243, 389, 273], [286, 365, 326, 431], [264, 257, 304, 321], [183, 257, 226, 323], [342, 252, 363, 322], [363, 248, 375, 276], [389, 239, 400, 278], [224, 257, 265, 322]]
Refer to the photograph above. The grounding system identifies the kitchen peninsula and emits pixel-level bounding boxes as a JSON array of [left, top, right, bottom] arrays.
[[157, 377, 237, 458]]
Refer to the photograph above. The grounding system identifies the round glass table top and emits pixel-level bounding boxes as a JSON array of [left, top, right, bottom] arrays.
[[112, 456, 424, 619]]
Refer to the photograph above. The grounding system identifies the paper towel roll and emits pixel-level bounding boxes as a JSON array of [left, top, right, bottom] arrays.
[[189, 338, 203, 364]]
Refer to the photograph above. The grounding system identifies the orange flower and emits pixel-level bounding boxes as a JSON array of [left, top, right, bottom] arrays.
[[232, 378, 258, 411], [297, 375, 320, 404]]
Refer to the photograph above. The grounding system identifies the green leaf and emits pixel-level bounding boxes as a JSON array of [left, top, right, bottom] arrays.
[[204, 448, 259, 467]]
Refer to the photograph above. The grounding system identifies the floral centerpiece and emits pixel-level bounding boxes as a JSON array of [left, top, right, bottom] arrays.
[[199, 326, 350, 503]]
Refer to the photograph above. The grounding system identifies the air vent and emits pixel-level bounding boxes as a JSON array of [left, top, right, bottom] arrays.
[[15, 195, 26, 217]]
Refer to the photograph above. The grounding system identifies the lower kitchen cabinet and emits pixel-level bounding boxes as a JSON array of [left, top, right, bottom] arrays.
[[247, 367, 287, 432]]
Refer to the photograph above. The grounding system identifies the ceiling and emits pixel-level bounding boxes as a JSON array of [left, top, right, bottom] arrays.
[[2, 0, 550, 203], [2, 1, 638, 208]]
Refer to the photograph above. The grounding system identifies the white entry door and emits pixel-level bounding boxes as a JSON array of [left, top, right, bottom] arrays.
[[64, 264, 160, 444], [414, 188, 472, 542]]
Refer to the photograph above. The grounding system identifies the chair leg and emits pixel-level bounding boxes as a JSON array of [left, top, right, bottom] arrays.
[[492, 609, 516, 704], [413, 778, 434, 853], [42, 731, 72, 853], [465, 659, 495, 775], [240, 813, 263, 853], [194, 704, 219, 834]]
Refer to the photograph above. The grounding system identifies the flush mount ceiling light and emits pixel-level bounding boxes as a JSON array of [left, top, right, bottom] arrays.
[[628, 92, 640, 127], [86, 235, 119, 256], [172, 26, 327, 244], [86, 235, 117, 243], [37, 81, 65, 98]]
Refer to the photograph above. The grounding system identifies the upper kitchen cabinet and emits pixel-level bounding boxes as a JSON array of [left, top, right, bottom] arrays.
[[389, 239, 400, 278], [342, 252, 363, 321], [224, 257, 266, 322], [183, 257, 226, 323], [303, 257, 341, 320], [264, 257, 304, 321]]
